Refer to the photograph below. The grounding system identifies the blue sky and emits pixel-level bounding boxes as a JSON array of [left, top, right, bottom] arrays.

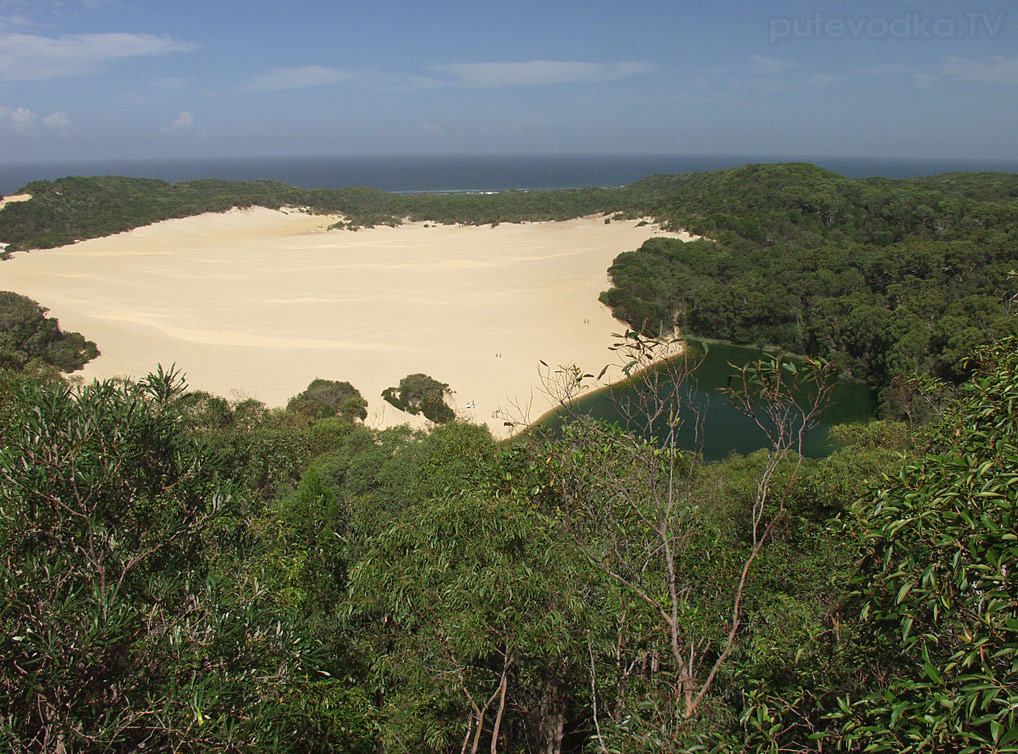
[[0, 0, 1015, 161]]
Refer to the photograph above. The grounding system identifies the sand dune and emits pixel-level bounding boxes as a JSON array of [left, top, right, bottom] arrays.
[[0, 194, 31, 210], [0, 207, 695, 436]]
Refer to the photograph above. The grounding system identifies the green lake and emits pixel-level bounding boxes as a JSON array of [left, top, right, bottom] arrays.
[[538, 341, 876, 461]]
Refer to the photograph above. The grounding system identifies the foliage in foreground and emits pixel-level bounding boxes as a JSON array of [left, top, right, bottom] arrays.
[[0, 332, 1015, 752], [724, 336, 1018, 752], [838, 335, 1018, 752], [0, 368, 372, 753], [349, 492, 594, 754]]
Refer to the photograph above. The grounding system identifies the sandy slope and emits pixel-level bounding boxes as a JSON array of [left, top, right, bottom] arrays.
[[0, 207, 695, 436], [0, 194, 32, 210]]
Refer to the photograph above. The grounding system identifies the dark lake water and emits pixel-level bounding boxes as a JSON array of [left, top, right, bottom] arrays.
[[537, 341, 875, 461]]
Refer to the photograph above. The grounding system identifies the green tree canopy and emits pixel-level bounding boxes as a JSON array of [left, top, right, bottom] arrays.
[[0, 290, 98, 372], [348, 492, 594, 754], [287, 377, 368, 421], [382, 372, 455, 423]]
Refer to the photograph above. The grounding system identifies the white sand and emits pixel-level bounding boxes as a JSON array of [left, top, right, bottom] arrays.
[[0, 207, 695, 436], [0, 194, 32, 210]]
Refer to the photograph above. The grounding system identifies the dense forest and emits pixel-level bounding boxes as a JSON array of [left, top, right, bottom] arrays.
[[600, 164, 1018, 412], [1, 164, 1016, 751], [0, 291, 99, 373]]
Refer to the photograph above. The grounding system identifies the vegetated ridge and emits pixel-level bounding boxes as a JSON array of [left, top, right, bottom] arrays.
[[3, 163, 1016, 414]]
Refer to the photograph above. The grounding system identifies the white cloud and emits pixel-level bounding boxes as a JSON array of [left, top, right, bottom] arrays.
[[247, 65, 353, 92], [243, 60, 653, 95], [746, 55, 796, 76], [1, 104, 72, 131], [809, 73, 844, 87], [1, 0, 119, 28], [939, 56, 1018, 86], [690, 55, 801, 94], [857, 64, 913, 76], [8, 106, 37, 130], [421, 122, 443, 134], [0, 32, 194, 81], [0, 12, 33, 31], [704, 55, 798, 79], [381, 73, 442, 92], [860, 56, 1018, 89], [857, 64, 940, 89], [169, 111, 194, 130], [150, 76, 192, 91], [42, 110, 71, 127], [432, 60, 657, 88], [4, 0, 114, 9]]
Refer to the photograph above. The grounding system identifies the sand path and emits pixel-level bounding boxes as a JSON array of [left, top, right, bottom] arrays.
[[0, 194, 32, 210], [0, 207, 693, 435]]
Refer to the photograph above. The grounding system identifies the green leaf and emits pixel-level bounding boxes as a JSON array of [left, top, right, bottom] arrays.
[[896, 581, 914, 604], [999, 725, 1018, 747], [923, 663, 943, 685]]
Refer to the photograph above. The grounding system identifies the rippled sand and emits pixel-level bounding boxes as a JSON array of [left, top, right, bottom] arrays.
[[1, 207, 694, 435]]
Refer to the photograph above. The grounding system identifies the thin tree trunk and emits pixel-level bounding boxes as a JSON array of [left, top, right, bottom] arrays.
[[589, 638, 609, 754], [489, 670, 508, 754], [460, 713, 474, 754]]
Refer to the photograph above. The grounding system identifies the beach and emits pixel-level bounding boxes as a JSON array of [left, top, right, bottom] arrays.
[[0, 207, 694, 436]]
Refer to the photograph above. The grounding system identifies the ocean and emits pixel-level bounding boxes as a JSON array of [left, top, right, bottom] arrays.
[[2, 154, 1017, 196]]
